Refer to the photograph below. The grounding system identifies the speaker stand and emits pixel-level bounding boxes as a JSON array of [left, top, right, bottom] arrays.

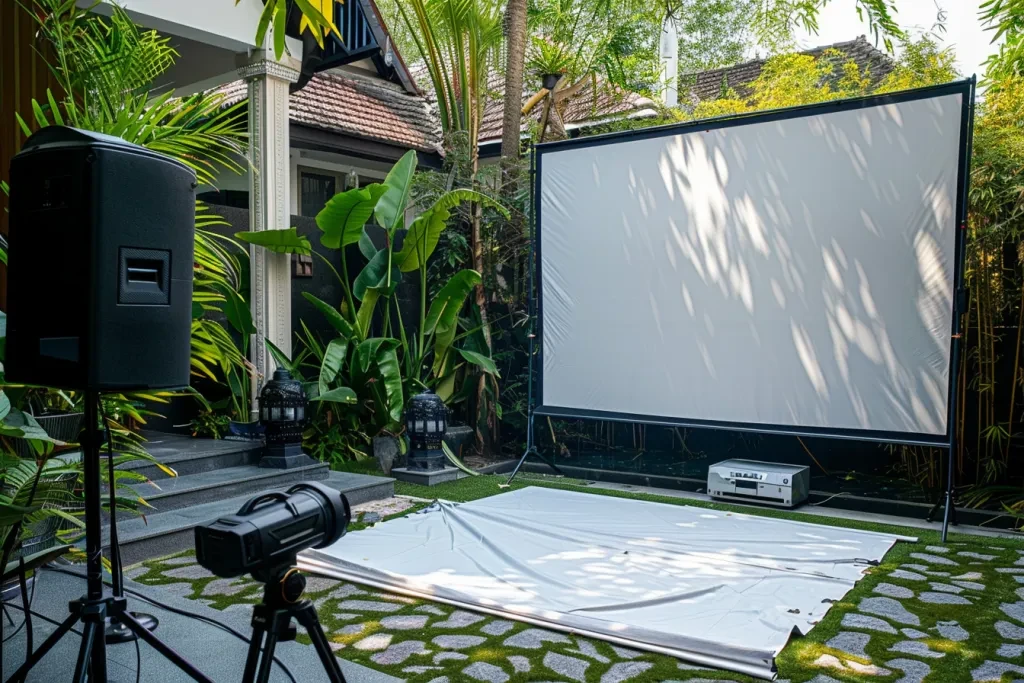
[[5, 392, 212, 683]]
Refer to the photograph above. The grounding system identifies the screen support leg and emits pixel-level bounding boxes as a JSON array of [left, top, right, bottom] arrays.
[[505, 413, 562, 486]]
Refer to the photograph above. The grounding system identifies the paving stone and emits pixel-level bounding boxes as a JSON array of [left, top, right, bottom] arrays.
[[543, 652, 590, 682], [1000, 621, 1024, 640], [1006, 602, 1024, 622], [504, 629, 571, 649], [973, 661, 1024, 681], [303, 577, 340, 593], [953, 581, 987, 591], [426, 677, 449, 683], [338, 624, 366, 636], [434, 652, 468, 663], [999, 645, 1024, 658], [889, 570, 927, 582], [889, 641, 945, 659], [334, 613, 359, 621], [860, 597, 920, 625], [1017, 587, 1024, 600], [813, 654, 890, 676], [162, 565, 214, 580], [886, 658, 931, 683], [874, 583, 914, 598], [936, 620, 970, 641], [403, 666, 442, 674], [570, 638, 611, 663], [201, 578, 253, 597], [901, 628, 929, 639], [601, 662, 654, 682], [336, 600, 403, 613], [462, 662, 509, 683], [158, 583, 197, 598], [353, 634, 393, 651], [919, 592, 971, 605], [124, 565, 149, 580], [328, 585, 368, 599], [416, 604, 448, 616], [611, 646, 644, 660], [435, 610, 485, 629], [507, 656, 531, 673], [929, 582, 964, 594], [925, 545, 951, 554], [999, 568, 1024, 574], [380, 615, 430, 630], [432, 635, 486, 650], [954, 572, 984, 580], [481, 620, 515, 636], [842, 613, 898, 634], [804, 677, 843, 683], [827, 632, 871, 658], [910, 552, 959, 566], [959, 551, 998, 561], [159, 555, 196, 566], [370, 639, 429, 664]]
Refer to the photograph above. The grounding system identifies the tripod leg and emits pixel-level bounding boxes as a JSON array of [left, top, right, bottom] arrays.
[[292, 603, 347, 683], [254, 630, 280, 683], [5, 610, 79, 683], [72, 620, 99, 683], [118, 612, 214, 683], [241, 625, 266, 683]]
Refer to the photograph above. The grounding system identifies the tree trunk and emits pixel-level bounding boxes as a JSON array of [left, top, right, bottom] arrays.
[[500, 0, 529, 163]]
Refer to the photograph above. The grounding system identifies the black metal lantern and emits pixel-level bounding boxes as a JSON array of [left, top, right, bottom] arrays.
[[258, 368, 312, 468], [406, 390, 447, 472]]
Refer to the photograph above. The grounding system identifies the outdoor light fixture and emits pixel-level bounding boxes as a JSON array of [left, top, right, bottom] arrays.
[[259, 368, 313, 469], [346, 168, 359, 190], [406, 389, 447, 471]]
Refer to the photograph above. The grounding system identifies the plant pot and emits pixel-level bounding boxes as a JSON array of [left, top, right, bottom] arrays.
[[15, 412, 84, 459], [373, 436, 400, 475], [225, 420, 265, 442], [542, 72, 563, 90]]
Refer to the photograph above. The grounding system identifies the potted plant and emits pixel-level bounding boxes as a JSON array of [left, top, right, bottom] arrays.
[[5, 388, 83, 458], [528, 37, 570, 90]]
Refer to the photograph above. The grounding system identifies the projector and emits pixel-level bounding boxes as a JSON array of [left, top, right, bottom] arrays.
[[707, 459, 810, 508]]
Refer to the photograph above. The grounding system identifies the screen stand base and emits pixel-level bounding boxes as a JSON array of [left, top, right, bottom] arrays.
[[504, 445, 562, 487]]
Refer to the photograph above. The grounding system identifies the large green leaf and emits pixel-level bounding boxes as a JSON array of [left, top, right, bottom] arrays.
[[393, 190, 508, 272], [313, 387, 357, 405], [358, 230, 377, 260], [353, 249, 400, 301], [214, 284, 255, 335], [235, 229, 311, 255], [458, 348, 500, 376], [354, 338, 404, 423], [317, 184, 387, 249], [319, 338, 348, 396], [302, 293, 357, 341], [426, 270, 481, 374], [264, 339, 304, 379], [374, 150, 417, 234]]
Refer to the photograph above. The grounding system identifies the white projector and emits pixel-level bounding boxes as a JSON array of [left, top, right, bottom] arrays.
[[707, 459, 810, 508]]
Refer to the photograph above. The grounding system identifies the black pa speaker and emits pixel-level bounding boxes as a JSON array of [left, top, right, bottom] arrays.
[[6, 127, 196, 390]]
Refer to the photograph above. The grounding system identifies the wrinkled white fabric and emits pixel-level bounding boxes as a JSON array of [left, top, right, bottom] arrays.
[[538, 91, 965, 438], [302, 487, 906, 679]]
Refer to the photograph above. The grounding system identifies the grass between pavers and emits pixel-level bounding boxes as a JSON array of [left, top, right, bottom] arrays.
[[130, 474, 1024, 682]]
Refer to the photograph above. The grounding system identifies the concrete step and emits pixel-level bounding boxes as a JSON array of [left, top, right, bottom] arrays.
[[106, 470, 395, 565], [123, 462, 330, 517], [126, 431, 264, 480]]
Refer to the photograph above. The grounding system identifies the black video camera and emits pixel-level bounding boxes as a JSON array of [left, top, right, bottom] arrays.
[[195, 481, 351, 579]]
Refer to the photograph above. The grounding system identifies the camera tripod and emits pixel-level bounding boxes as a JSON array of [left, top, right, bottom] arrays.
[[243, 563, 347, 683], [4, 392, 213, 683]]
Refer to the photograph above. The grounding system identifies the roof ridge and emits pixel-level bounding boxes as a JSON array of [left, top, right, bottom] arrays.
[[681, 35, 891, 79]]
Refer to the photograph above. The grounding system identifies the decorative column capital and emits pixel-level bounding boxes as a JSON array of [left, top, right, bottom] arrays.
[[236, 51, 301, 84]]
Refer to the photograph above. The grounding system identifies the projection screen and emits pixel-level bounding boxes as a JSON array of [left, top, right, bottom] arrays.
[[536, 81, 972, 445]]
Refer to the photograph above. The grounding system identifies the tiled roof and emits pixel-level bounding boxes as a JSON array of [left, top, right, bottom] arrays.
[[215, 70, 442, 154], [478, 70, 658, 143], [682, 36, 895, 104]]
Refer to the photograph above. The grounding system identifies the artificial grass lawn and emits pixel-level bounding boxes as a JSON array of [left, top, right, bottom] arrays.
[[134, 474, 1024, 682]]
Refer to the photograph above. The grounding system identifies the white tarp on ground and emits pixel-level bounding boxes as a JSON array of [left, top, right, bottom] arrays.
[[300, 487, 907, 680]]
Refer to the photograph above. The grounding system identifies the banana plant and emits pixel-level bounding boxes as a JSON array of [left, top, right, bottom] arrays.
[[237, 150, 508, 443]]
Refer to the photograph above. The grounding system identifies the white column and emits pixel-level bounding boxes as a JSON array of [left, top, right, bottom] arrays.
[[237, 51, 300, 419], [659, 16, 679, 108]]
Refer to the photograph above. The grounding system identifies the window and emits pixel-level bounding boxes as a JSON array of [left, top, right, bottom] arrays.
[[299, 170, 338, 217]]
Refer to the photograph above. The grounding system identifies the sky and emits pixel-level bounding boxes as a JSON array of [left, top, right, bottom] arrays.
[[792, 0, 1002, 79]]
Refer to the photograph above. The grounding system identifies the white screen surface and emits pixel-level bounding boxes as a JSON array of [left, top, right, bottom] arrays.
[[539, 90, 965, 439]]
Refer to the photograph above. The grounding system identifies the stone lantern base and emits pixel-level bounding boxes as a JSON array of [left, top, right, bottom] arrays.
[[391, 466, 461, 486], [260, 442, 317, 469]]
